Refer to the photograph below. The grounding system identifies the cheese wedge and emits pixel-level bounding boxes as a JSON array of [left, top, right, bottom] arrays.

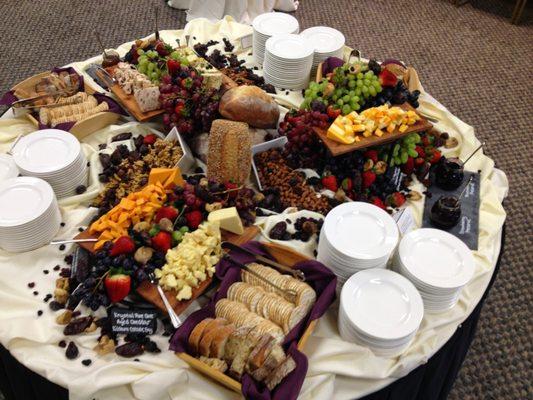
[[327, 123, 355, 144], [207, 207, 244, 235]]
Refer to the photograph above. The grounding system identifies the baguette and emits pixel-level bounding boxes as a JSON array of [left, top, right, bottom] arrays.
[[228, 330, 261, 379], [250, 343, 286, 382], [209, 324, 235, 358], [197, 319, 228, 357]]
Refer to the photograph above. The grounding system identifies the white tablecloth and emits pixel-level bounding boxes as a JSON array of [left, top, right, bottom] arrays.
[[0, 17, 507, 400]]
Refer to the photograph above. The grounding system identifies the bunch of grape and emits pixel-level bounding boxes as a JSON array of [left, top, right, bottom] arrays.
[[302, 64, 382, 115], [159, 65, 221, 135], [278, 109, 329, 169], [388, 133, 421, 167]]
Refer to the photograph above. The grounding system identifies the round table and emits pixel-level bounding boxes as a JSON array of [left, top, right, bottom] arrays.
[[0, 18, 508, 400]]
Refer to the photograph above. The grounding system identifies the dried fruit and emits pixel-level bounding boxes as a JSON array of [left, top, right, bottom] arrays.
[[144, 340, 161, 353], [64, 316, 93, 335], [157, 218, 174, 233], [269, 222, 288, 240], [65, 341, 79, 359], [445, 137, 459, 149], [56, 310, 73, 325], [115, 341, 144, 358], [374, 161, 387, 175], [93, 335, 116, 356], [134, 247, 153, 264], [133, 221, 151, 232], [81, 359, 92, 366], [407, 191, 423, 201]]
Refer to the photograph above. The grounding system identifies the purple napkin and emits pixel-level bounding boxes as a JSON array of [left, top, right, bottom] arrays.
[[1, 66, 127, 128], [170, 241, 337, 400]]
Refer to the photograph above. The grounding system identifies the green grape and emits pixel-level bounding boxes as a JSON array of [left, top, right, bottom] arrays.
[[352, 103, 361, 111], [147, 63, 155, 73], [304, 89, 311, 97], [137, 65, 146, 74], [356, 80, 363, 88], [348, 90, 355, 97], [411, 133, 421, 143], [400, 151, 408, 164], [368, 86, 377, 97], [348, 80, 356, 88], [137, 49, 145, 55], [337, 99, 344, 106], [170, 51, 179, 60], [363, 79, 371, 86], [362, 86, 369, 94], [393, 144, 400, 156], [323, 99, 329, 106], [408, 149, 418, 157], [332, 94, 338, 102], [390, 158, 396, 167], [357, 72, 364, 79], [342, 95, 350, 103], [334, 88, 343, 97], [342, 104, 352, 115], [377, 86, 383, 93], [364, 71, 374, 78], [372, 81, 381, 90], [352, 95, 360, 103], [355, 88, 362, 96]]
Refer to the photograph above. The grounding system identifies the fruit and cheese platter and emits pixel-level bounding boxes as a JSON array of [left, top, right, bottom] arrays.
[[0, 12, 506, 400]]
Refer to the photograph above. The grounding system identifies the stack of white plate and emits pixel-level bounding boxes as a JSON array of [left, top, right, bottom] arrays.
[[317, 202, 399, 292], [252, 12, 299, 65], [301, 26, 345, 76], [0, 154, 19, 182], [393, 228, 475, 313], [338, 269, 424, 357], [0, 177, 61, 253], [12, 129, 88, 198], [263, 34, 316, 90]]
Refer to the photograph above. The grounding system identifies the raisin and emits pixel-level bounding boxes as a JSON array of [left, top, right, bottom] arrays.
[[53, 265, 61, 271], [144, 341, 161, 353], [64, 316, 93, 335], [81, 359, 92, 366], [65, 342, 79, 359], [59, 244, 66, 251], [33, 291, 39, 296], [43, 270, 49, 274], [27, 282, 35, 288], [115, 342, 144, 358], [49, 301, 65, 311], [37, 310, 43, 316], [58, 340, 67, 348]]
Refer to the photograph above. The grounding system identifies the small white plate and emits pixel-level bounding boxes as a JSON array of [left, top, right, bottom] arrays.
[[399, 228, 474, 289], [301, 26, 345, 54], [0, 177, 55, 227], [13, 129, 80, 174], [252, 12, 299, 36], [265, 34, 314, 60], [341, 269, 423, 340]]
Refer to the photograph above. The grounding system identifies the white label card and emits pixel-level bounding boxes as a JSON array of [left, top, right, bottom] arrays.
[[240, 34, 253, 50], [393, 207, 417, 235]]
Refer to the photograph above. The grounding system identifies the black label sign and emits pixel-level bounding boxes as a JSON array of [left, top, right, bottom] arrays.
[[110, 308, 157, 335], [422, 171, 480, 250]]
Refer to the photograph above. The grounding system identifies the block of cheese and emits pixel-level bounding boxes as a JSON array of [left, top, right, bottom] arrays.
[[134, 86, 160, 113], [148, 167, 185, 188], [208, 207, 244, 235]]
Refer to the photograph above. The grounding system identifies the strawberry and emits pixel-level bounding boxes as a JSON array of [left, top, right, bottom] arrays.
[[379, 69, 398, 87], [155, 40, 171, 57], [402, 157, 415, 175], [386, 192, 406, 207], [362, 171, 376, 188], [415, 146, 425, 158], [371, 197, 386, 210], [321, 175, 338, 192], [155, 206, 179, 223], [341, 178, 353, 191], [415, 157, 425, 166], [151, 231, 172, 253], [166, 59, 180, 75], [429, 149, 442, 164], [421, 136, 431, 147], [110, 236, 135, 256], [104, 269, 131, 303], [224, 182, 239, 199], [364, 150, 378, 164], [185, 210, 203, 229], [327, 105, 341, 119], [143, 134, 157, 145]]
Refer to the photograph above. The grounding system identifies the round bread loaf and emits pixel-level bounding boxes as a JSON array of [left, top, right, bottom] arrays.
[[219, 86, 279, 128]]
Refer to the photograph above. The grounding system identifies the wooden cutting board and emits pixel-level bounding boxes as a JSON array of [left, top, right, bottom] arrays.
[[134, 225, 259, 315], [313, 103, 433, 156]]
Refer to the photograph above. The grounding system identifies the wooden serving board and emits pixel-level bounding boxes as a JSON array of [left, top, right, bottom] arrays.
[[99, 67, 164, 122], [314, 103, 433, 156], [135, 225, 260, 315], [176, 242, 317, 394], [75, 225, 259, 315]]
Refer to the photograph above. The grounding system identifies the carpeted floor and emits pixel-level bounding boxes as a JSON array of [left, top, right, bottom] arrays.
[[0, 1, 531, 399]]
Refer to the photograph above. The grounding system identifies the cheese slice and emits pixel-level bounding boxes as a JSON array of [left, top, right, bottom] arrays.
[[148, 168, 171, 185], [327, 124, 355, 144], [207, 207, 244, 235]]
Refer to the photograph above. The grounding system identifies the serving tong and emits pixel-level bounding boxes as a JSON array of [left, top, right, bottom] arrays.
[[148, 272, 182, 329]]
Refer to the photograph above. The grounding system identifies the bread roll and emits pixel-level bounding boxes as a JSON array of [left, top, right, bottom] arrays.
[[219, 86, 279, 128]]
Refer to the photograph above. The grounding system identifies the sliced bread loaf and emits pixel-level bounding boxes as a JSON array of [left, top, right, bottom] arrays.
[[265, 356, 297, 391]]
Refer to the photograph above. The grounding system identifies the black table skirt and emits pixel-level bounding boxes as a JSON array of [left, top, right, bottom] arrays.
[[0, 227, 505, 400]]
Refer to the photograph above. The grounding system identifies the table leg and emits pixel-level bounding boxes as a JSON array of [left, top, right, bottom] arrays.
[[511, 0, 527, 24]]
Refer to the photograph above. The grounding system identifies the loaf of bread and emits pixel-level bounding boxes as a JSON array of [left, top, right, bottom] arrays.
[[207, 119, 251, 185], [219, 86, 279, 128]]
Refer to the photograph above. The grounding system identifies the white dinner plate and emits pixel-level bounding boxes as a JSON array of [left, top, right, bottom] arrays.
[[0, 177, 55, 227], [13, 129, 80, 174], [399, 229, 474, 289], [252, 12, 299, 36], [341, 269, 423, 340], [323, 202, 399, 260], [265, 34, 314, 60], [301, 26, 345, 54]]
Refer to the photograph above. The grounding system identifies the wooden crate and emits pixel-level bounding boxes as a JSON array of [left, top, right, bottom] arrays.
[[177, 242, 318, 394]]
